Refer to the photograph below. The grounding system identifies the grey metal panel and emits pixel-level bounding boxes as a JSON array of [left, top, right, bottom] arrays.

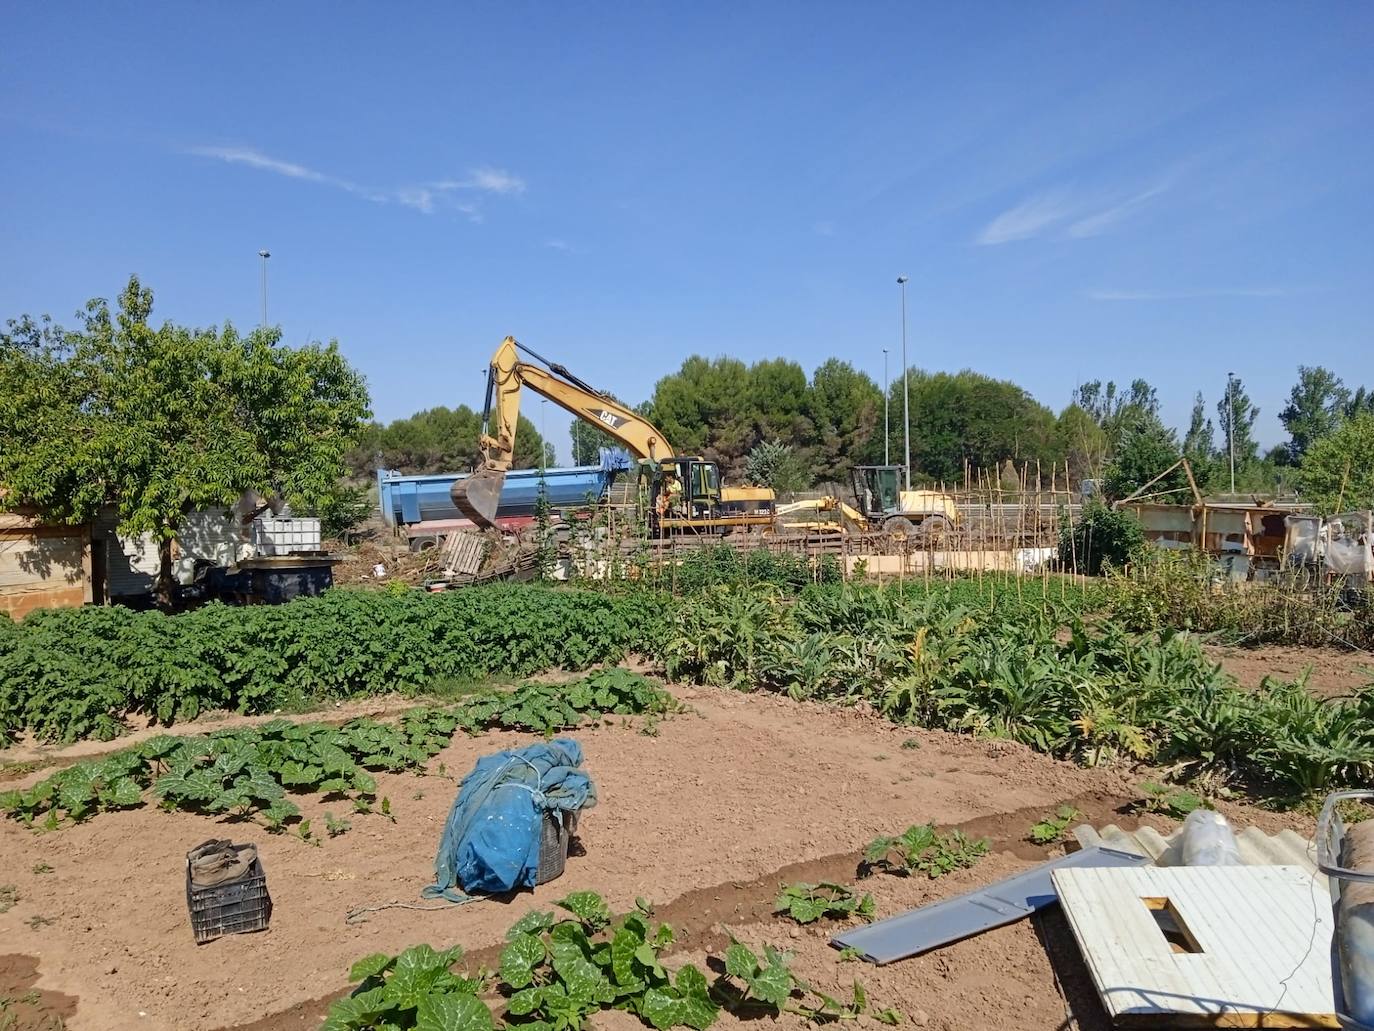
[[830, 845, 1149, 965]]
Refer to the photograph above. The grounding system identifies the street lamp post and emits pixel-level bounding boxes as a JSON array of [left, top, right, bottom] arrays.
[[882, 348, 889, 466], [1227, 371, 1236, 494], [897, 276, 910, 490], [258, 250, 271, 325]]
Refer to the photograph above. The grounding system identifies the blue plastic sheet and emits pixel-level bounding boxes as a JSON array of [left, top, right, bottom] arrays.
[[423, 738, 596, 900]]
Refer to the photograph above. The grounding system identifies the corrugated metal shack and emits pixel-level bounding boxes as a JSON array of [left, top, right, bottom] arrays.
[[0, 509, 93, 619], [1123, 500, 1372, 584]]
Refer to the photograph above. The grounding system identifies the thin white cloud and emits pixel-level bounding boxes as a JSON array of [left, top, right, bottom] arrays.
[[978, 169, 1180, 245], [186, 145, 338, 185], [431, 168, 527, 195], [976, 191, 1078, 245], [185, 145, 522, 220], [1065, 182, 1170, 239], [1086, 287, 1289, 301], [544, 239, 572, 251], [812, 220, 836, 237], [464, 167, 526, 194]]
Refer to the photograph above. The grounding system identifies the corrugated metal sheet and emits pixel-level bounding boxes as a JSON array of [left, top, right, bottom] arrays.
[[1071, 822, 1319, 875], [107, 531, 158, 597]]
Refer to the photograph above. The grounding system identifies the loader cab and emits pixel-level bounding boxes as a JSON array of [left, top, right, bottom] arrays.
[[851, 465, 902, 519]]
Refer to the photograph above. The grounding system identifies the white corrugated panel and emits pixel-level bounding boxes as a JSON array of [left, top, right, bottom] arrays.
[[108, 532, 159, 597]]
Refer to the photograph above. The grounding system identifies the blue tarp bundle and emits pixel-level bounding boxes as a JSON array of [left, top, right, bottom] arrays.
[[423, 738, 597, 900]]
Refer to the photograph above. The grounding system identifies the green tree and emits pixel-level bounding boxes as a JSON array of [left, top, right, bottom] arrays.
[[569, 417, 617, 465], [1217, 375, 1260, 473], [646, 355, 753, 474], [1102, 423, 1189, 503], [355, 405, 550, 475], [1054, 404, 1109, 485], [1279, 366, 1349, 463], [744, 439, 809, 495], [1074, 378, 1161, 448], [1181, 391, 1217, 492], [1346, 387, 1374, 420], [1059, 499, 1145, 575], [0, 276, 371, 601], [1299, 412, 1374, 514], [804, 359, 882, 485], [888, 370, 1058, 485]]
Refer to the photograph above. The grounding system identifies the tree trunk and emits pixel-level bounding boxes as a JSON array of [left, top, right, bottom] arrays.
[[156, 534, 175, 609]]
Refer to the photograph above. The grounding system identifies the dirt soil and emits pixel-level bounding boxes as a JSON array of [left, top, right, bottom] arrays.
[[0, 683, 1314, 1031], [1206, 642, 1374, 697]]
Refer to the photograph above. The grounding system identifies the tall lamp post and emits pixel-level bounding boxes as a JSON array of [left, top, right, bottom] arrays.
[[897, 275, 910, 490], [882, 347, 890, 465], [1227, 371, 1236, 494], [258, 249, 271, 325]]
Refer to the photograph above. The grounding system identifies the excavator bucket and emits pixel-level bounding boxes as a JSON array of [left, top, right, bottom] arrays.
[[450, 467, 506, 529]]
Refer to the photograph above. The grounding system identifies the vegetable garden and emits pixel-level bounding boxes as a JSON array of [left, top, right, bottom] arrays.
[[1, 560, 1371, 1031]]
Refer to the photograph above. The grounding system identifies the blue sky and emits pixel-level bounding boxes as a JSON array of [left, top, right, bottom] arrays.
[[3, 2, 1371, 461]]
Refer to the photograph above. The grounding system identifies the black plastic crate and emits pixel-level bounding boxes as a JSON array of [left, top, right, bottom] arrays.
[[186, 854, 272, 944]]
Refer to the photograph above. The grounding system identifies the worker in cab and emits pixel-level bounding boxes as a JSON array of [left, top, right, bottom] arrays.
[[660, 471, 684, 518]]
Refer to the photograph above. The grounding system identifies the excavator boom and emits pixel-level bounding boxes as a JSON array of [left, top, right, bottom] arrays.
[[452, 337, 676, 527]]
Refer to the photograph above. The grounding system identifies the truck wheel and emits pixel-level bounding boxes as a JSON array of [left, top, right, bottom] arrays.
[[883, 516, 917, 536], [919, 515, 949, 540]]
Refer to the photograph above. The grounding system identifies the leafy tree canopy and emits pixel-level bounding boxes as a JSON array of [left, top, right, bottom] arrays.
[[1299, 412, 1374, 515], [1279, 365, 1348, 464], [0, 276, 372, 596]]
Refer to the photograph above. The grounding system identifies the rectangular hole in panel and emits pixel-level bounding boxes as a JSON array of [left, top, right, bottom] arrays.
[[1142, 896, 1203, 954]]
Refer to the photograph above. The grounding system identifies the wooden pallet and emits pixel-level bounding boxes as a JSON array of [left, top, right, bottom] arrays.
[[1052, 864, 1336, 1028], [438, 531, 486, 577]]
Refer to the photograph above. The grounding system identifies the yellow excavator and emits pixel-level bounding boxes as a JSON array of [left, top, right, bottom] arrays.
[[451, 337, 775, 536]]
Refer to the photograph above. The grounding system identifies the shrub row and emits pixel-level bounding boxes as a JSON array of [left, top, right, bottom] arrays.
[[0, 585, 664, 743]]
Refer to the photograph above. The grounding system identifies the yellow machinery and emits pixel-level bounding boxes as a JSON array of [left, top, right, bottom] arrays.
[[451, 337, 775, 536], [851, 465, 959, 536], [775, 467, 959, 537]]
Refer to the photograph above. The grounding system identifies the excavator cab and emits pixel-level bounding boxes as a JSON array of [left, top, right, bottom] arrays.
[[851, 465, 902, 520], [650, 458, 720, 522]]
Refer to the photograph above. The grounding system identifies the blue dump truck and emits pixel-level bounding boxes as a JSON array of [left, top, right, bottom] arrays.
[[378, 449, 633, 547]]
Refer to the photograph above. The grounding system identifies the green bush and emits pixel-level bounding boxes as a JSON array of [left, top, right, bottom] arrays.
[[1108, 549, 1374, 649], [1059, 500, 1145, 576]]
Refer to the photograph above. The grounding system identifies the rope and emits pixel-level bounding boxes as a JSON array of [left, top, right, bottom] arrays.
[[345, 896, 483, 926], [1258, 839, 1326, 1022]]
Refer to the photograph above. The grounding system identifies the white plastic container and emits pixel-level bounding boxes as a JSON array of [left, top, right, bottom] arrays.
[[251, 517, 322, 555], [1179, 809, 1242, 866]]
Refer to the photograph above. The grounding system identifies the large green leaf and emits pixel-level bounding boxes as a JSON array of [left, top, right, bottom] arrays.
[[500, 933, 546, 989], [320, 986, 396, 1031], [556, 891, 611, 930], [610, 929, 647, 990], [415, 993, 493, 1031], [347, 952, 394, 982], [506, 910, 555, 940], [550, 939, 615, 1005]]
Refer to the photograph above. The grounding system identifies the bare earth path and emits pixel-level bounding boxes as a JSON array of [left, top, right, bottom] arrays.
[[0, 683, 1309, 1031]]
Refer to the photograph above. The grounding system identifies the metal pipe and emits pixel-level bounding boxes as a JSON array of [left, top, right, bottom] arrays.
[[1227, 371, 1236, 494], [898, 276, 910, 490], [883, 347, 889, 466]]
